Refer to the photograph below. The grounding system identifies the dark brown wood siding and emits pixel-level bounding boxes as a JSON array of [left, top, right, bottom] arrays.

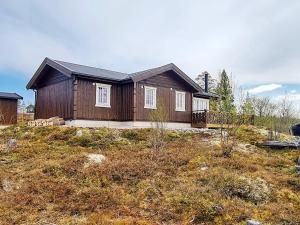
[[0, 99, 18, 125], [35, 69, 73, 120], [76, 79, 133, 121], [135, 71, 192, 123], [120, 83, 134, 121]]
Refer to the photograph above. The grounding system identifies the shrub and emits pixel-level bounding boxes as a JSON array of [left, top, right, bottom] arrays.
[[166, 131, 181, 140], [47, 127, 77, 142], [161, 191, 219, 223], [68, 135, 94, 147], [219, 175, 271, 203], [121, 129, 148, 142]]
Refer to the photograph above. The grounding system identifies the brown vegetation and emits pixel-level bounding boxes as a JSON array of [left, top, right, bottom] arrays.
[[0, 126, 299, 224]]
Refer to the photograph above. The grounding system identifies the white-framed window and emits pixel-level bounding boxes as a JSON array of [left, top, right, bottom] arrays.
[[175, 91, 186, 111], [95, 83, 111, 107], [144, 86, 157, 109], [193, 98, 209, 111]]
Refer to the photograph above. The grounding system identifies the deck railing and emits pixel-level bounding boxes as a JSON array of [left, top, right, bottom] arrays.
[[192, 110, 255, 127]]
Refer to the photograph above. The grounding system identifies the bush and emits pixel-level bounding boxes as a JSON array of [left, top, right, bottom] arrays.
[[47, 127, 77, 142], [121, 129, 149, 142], [219, 175, 271, 203], [161, 191, 219, 223], [166, 131, 181, 140], [68, 135, 94, 147]]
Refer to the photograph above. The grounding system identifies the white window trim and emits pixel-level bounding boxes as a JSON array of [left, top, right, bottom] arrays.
[[144, 86, 157, 109], [175, 91, 186, 112], [193, 97, 210, 111], [95, 83, 111, 108]]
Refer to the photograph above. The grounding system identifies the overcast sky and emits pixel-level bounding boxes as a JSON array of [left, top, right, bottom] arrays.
[[1, 0, 300, 107]]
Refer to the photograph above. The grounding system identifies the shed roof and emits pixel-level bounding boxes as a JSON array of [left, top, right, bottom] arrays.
[[0, 92, 23, 100]]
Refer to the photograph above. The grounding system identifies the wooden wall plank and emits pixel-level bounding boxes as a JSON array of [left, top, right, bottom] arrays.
[[0, 99, 18, 124]]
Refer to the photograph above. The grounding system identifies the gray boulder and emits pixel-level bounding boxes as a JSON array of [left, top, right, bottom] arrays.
[[7, 139, 17, 147]]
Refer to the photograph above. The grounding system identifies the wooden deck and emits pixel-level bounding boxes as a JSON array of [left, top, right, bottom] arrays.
[[192, 110, 254, 128]]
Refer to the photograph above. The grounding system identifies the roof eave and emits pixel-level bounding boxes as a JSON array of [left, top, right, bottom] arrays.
[[74, 73, 132, 84], [0, 94, 23, 100], [26, 58, 73, 90], [131, 63, 201, 92]]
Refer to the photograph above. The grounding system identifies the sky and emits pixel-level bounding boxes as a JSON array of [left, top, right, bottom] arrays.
[[1, 0, 300, 110]]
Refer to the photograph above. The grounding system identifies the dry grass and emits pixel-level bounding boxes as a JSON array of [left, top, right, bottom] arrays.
[[0, 126, 299, 224]]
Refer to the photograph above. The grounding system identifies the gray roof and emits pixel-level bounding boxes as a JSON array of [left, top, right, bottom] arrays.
[[27, 58, 216, 98], [194, 91, 219, 99], [0, 92, 23, 100], [54, 60, 129, 81]]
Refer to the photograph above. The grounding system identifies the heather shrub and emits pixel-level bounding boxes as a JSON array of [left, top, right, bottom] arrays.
[[121, 129, 148, 142], [161, 191, 219, 223], [0, 126, 299, 224], [218, 175, 271, 203], [166, 130, 181, 140], [47, 127, 77, 142], [235, 125, 266, 144]]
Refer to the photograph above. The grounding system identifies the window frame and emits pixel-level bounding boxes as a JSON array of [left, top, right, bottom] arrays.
[[193, 97, 209, 111], [175, 91, 186, 112], [144, 86, 157, 109], [95, 83, 111, 108]]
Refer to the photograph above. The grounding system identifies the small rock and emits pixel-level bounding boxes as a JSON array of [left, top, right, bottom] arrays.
[[1, 179, 12, 192], [200, 166, 209, 171], [297, 157, 300, 165], [87, 154, 106, 164], [213, 204, 223, 214], [76, 130, 83, 137], [296, 165, 300, 172], [112, 174, 122, 182], [7, 139, 17, 147], [247, 219, 261, 225]]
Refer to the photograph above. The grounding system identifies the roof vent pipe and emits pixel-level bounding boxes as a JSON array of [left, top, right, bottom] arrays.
[[204, 72, 208, 93]]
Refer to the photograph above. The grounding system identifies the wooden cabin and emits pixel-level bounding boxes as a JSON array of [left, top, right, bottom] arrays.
[[0, 92, 23, 125], [27, 58, 216, 128]]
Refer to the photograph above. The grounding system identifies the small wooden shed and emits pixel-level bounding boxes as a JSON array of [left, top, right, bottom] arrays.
[[0, 92, 23, 125]]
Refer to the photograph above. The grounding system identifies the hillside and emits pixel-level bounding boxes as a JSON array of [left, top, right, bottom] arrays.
[[0, 126, 299, 225]]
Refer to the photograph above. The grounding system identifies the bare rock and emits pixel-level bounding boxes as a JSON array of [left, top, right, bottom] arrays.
[[1, 179, 12, 192], [85, 154, 107, 168], [76, 130, 83, 137], [200, 166, 209, 171], [87, 154, 106, 163], [247, 220, 261, 225], [213, 204, 224, 214], [7, 139, 17, 147]]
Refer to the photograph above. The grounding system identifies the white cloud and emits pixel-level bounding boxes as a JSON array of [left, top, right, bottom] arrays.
[[0, 0, 300, 85], [290, 90, 297, 94], [248, 83, 282, 94], [276, 93, 300, 101]]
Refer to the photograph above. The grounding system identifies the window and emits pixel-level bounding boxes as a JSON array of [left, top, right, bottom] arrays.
[[193, 98, 209, 111], [176, 91, 186, 111], [144, 86, 157, 109], [95, 83, 111, 107]]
